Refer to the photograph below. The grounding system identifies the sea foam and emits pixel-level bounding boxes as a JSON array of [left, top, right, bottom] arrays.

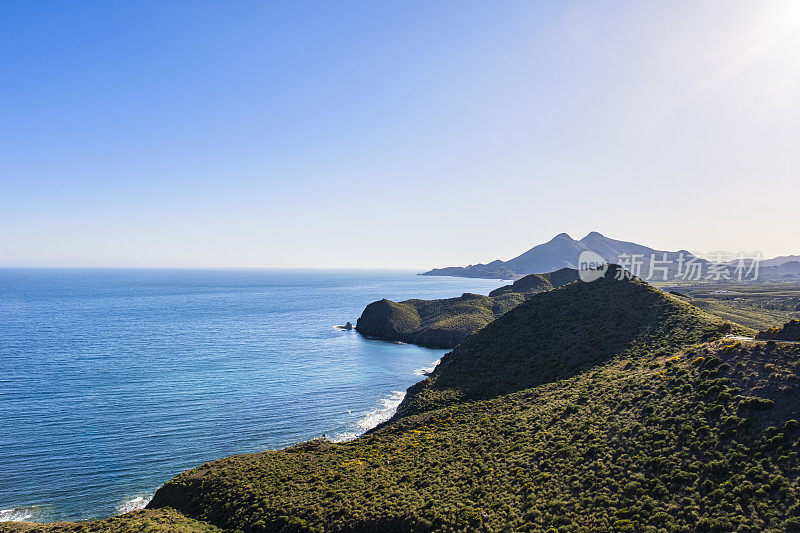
[[332, 390, 406, 442], [413, 359, 440, 376], [116, 494, 153, 515], [0, 506, 36, 522]]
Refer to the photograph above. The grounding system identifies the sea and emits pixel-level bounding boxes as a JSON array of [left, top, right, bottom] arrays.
[[0, 269, 504, 523]]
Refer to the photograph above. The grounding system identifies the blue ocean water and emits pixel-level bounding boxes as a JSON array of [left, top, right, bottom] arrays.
[[0, 269, 504, 523]]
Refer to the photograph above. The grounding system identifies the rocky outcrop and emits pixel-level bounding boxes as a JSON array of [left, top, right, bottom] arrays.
[[356, 299, 423, 342], [756, 320, 800, 341]]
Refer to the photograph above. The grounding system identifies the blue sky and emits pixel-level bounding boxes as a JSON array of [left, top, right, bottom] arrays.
[[2, 1, 798, 267]]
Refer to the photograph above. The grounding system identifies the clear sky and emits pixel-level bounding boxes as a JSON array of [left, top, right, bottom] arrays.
[[1, 1, 798, 268]]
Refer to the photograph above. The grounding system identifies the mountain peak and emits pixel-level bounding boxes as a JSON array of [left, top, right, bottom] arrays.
[[421, 233, 790, 281], [581, 231, 605, 240]]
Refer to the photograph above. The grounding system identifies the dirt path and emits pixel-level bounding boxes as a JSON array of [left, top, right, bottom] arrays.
[[725, 335, 800, 345]]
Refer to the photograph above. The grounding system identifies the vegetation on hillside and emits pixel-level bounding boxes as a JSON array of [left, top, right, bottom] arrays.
[[661, 282, 800, 331], [487, 268, 578, 297], [0, 509, 220, 532], [756, 320, 800, 341], [396, 265, 750, 418], [354, 292, 523, 348], [355, 269, 577, 348], [145, 338, 800, 532]]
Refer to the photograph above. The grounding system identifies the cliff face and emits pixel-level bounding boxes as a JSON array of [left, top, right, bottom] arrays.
[[355, 269, 578, 348], [355, 298, 422, 341]]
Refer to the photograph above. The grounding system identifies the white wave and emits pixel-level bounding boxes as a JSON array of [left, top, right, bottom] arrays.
[[116, 493, 153, 515], [413, 359, 440, 376], [0, 506, 36, 522], [331, 390, 406, 442], [331, 430, 361, 442]]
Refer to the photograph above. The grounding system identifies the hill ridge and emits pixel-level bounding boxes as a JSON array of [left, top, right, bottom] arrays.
[[396, 264, 750, 418]]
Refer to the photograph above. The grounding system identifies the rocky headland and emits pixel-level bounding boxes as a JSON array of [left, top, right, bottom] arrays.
[[355, 268, 579, 348]]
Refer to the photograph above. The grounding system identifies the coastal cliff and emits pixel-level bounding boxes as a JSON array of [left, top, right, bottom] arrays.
[[355, 292, 523, 348], [355, 268, 579, 348]]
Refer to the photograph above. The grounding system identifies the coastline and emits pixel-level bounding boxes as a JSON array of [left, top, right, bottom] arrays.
[[0, 269, 499, 524], [1, 351, 442, 525]]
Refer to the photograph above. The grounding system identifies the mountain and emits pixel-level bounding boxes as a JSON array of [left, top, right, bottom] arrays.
[[421, 232, 703, 280], [763, 255, 800, 267], [760, 261, 800, 281], [396, 264, 747, 418], [355, 269, 579, 348]]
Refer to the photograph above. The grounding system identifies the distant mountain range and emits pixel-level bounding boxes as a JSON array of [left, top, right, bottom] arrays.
[[421, 232, 698, 280], [421, 232, 799, 282], [763, 255, 800, 267]]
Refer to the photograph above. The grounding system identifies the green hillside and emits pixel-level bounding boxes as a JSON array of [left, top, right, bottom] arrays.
[[487, 268, 579, 297], [141, 338, 800, 532], [354, 292, 524, 348], [355, 269, 578, 348], [396, 265, 749, 418], [0, 509, 220, 532], [658, 282, 800, 331]]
